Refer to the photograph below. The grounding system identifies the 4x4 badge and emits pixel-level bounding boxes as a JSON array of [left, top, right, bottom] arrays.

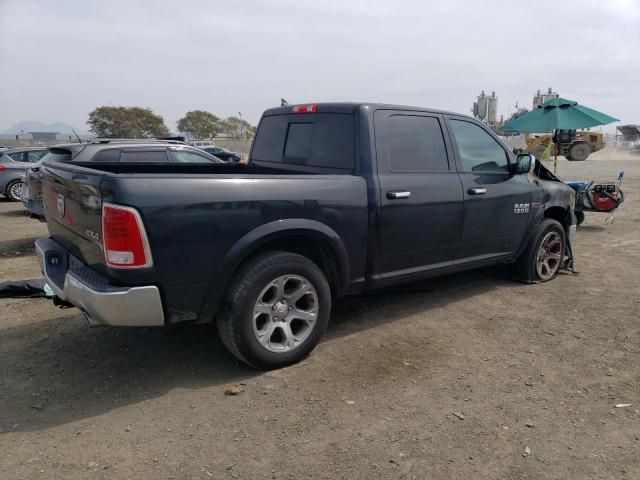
[[57, 194, 65, 217]]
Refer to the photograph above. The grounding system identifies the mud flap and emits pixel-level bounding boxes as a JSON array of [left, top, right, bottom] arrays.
[[561, 231, 576, 274]]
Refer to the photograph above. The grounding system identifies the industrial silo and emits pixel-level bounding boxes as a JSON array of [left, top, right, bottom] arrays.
[[541, 87, 559, 104], [476, 91, 488, 121], [487, 91, 498, 124]]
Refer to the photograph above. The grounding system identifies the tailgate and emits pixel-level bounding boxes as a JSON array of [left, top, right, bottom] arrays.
[[42, 162, 106, 269]]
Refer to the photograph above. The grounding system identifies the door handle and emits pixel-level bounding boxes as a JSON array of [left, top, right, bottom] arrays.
[[467, 187, 487, 195], [387, 191, 411, 199]]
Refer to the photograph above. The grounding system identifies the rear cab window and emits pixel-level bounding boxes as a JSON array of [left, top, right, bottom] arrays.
[[251, 111, 355, 171]]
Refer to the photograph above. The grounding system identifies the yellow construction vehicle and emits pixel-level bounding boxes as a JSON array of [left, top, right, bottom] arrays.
[[525, 130, 605, 161]]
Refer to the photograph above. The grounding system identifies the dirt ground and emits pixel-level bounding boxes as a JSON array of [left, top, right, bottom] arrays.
[[1, 150, 638, 480]]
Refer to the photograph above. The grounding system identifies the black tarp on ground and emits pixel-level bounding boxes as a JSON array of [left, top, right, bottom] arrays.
[[0, 279, 51, 298]]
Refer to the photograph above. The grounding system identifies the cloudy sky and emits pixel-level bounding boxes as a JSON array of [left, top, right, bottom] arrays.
[[1, 0, 638, 133]]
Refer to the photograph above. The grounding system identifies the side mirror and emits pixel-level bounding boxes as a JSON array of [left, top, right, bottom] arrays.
[[513, 153, 535, 175]]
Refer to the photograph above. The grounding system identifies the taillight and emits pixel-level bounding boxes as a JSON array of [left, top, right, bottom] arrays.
[[102, 202, 153, 268], [0, 165, 5, 171], [292, 104, 318, 113]]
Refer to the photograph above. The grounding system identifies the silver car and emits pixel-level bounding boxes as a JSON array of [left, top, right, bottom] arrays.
[[0, 147, 49, 201]]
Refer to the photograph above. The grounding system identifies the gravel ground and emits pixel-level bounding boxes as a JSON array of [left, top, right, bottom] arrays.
[[1, 150, 639, 479]]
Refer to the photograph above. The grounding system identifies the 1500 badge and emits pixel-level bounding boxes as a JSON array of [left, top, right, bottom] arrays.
[[514, 203, 530, 214]]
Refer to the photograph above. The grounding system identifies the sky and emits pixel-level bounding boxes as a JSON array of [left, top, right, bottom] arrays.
[[1, 0, 639, 133]]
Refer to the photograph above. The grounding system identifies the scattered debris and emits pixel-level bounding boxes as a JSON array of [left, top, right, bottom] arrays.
[[225, 461, 237, 471], [224, 385, 243, 396], [452, 412, 465, 421], [31, 403, 44, 411], [615, 403, 632, 408], [523, 446, 531, 457], [345, 400, 355, 405], [525, 423, 535, 428]]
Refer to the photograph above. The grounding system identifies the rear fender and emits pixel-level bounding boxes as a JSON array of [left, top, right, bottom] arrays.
[[198, 219, 349, 321]]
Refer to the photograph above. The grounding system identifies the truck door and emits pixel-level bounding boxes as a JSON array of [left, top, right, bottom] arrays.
[[374, 110, 464, 278], [445, 116, 532, 262]]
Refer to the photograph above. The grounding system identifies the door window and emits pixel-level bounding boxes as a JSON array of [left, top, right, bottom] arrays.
[[27, 150, 48, 162], [386, 115, 448, 172], [171, 148, 220, 163], [92, 149, 121, 162], [120, 150, 169, 162], [7, 152, 26, 162], [449, 120, 509, 172]]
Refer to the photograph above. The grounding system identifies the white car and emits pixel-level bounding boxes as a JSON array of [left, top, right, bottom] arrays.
[[190, 140, 216, 148]]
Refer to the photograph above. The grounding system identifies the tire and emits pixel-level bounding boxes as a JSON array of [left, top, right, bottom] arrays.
[[513, 218, 566, 283], [575, 211, 585, 226], [5, 180, 24, 202], [569, 143, 590, 161], [217, 251, 331, 369]]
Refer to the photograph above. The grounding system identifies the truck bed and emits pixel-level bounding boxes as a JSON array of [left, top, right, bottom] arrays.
[[40, 160, 368, 324]]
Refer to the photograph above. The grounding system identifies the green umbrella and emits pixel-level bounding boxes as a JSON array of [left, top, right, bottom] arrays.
[[502, 97, 619, 133]]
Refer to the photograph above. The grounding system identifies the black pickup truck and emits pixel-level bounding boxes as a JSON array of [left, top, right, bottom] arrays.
[[36, 102, 575, 369]]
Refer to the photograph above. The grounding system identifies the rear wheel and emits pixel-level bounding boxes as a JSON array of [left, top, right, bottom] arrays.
[[575, 211, 585, 226], [513, 218, 566, 283], [217, 251, 331, 369], [5, 180, 24, 202], [568, 143, 590, 161]]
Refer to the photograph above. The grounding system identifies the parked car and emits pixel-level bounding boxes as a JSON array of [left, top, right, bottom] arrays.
[[23, 140, 223, 216], [201, 146, 241, 162], [37, 102, 576, 370], [0, 147, 49, 201], [190, 140, 216, 148]]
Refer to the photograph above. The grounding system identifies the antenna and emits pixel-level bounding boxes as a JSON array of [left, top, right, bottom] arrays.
[[72, 129, 82, 143]]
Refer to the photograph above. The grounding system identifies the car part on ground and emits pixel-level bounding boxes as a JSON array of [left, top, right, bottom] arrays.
[[565, 171, 625, 225]]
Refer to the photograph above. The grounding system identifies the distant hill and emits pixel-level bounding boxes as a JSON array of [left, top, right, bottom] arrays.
[[1, 121, 90, 135]]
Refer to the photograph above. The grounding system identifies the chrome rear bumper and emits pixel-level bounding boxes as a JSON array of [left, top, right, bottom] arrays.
[[36, 238, 164, 327]]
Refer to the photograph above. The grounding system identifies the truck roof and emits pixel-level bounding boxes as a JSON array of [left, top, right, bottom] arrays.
[[262, 102, 471, 119]]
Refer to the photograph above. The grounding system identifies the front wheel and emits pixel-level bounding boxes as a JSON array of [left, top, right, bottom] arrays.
[[6, 180, 24, 202], [513, 218, 566, 283], [569, 143, 590, 161], [217, 251, 331, 369]]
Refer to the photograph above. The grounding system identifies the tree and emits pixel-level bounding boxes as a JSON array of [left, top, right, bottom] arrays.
[[176, 110, 223, 140], [87, 106, 169, 138], [221, 116, 256, 140]]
